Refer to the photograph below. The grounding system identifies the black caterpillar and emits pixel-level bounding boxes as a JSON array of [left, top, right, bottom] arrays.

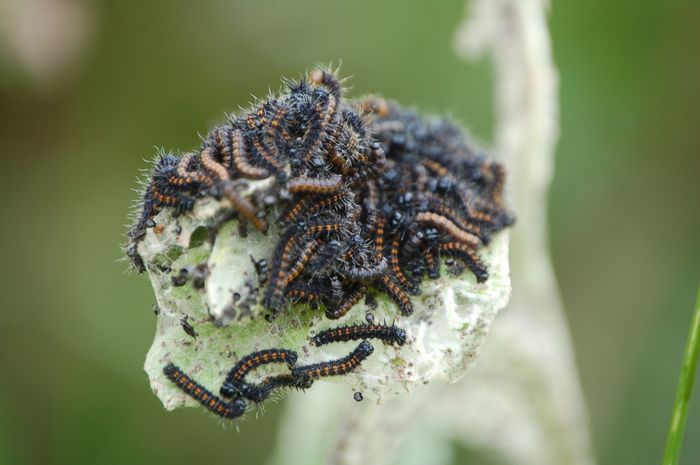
[[311, 322, 406, 347], [127, 69, 514, 320], [163, 363, 247, 419]]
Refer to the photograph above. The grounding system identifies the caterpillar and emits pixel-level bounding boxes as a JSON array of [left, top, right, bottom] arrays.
[[163, 364, 246, 419], [292, 341, 374, 380], [312, 322, 406, 347]]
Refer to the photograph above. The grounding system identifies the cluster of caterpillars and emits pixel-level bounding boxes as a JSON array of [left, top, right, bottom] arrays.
[[128, 69, 513, 320], [164, 321, 406, 419]]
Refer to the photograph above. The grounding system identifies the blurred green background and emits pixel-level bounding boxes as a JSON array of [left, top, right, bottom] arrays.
[[1, 0, 698, 464]]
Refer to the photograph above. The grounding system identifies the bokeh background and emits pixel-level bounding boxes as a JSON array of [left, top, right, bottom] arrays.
[[1, 0, 698, 464]]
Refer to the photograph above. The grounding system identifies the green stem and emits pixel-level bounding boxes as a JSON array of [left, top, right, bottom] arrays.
[[662, 284, 700, 465]]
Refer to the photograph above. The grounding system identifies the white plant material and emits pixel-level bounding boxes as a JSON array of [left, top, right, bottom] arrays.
[[269, 1, 598, 465], [437, 0, 596, 464], [142, 193, 511, 409]]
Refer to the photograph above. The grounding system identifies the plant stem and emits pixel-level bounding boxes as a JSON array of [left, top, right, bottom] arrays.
[[663, 285, 700, 465]]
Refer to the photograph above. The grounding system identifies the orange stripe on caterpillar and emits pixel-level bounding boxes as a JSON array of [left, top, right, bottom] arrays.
[[415, 212, 481, 247], [221, 182, 268, 233], [287, 175, 343, 194]]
